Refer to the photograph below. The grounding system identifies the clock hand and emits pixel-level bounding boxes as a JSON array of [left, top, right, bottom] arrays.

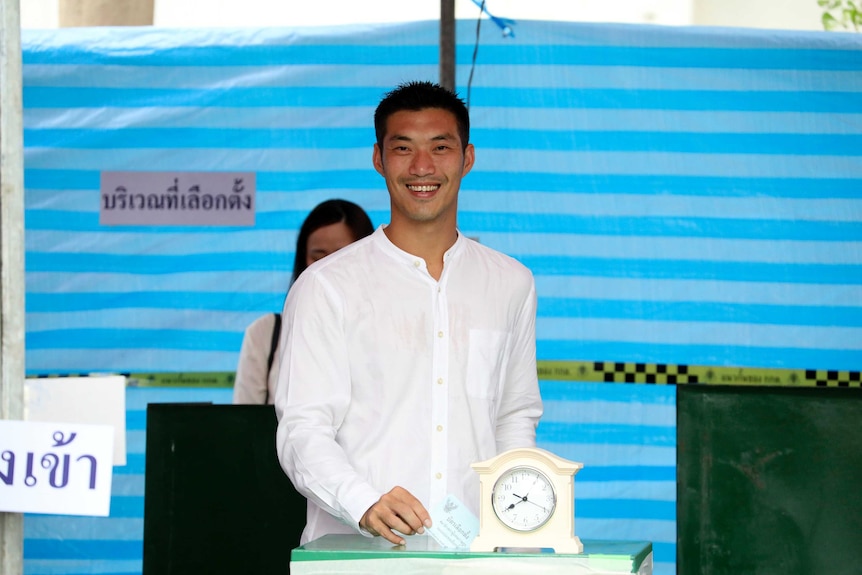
[[513, 492, 546, 512], [507, 493, 530, 511], [521, 498, 548, 513], [519, 475, 541, 501]]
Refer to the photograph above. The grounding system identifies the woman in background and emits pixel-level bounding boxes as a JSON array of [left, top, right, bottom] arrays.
[[233, 199, 374, 404]]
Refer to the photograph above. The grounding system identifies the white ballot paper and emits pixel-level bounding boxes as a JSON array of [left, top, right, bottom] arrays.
[[426, 494, 479, 549]]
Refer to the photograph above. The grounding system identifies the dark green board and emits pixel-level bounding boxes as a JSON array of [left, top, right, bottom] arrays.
[[143, 404, 307, 575], [678, 385, 862, 575]]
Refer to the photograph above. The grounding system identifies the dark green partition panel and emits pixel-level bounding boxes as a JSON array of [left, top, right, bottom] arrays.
[[143, 404, 307, 575], [678, 386, 862, 575]]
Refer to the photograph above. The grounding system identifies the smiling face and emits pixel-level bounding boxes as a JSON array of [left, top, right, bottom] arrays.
[[373, 108, 474, 232]]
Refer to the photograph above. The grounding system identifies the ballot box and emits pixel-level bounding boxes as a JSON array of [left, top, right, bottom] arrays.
[[291, 534, 653, 575]]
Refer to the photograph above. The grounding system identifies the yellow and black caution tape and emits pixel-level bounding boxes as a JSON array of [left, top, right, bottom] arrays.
[[537, 360, 861, 388], [28, 363, 860, 389], [26, 371, 236, 388]]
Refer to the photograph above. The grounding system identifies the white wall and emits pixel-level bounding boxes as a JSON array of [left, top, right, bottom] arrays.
[[692, 0, 823, 30], [150, 0, 693, 27], [21, 0, 59, 28], [20, 0, 825, 31]]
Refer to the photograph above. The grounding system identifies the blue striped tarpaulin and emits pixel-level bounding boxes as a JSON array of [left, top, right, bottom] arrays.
[[20, 18, 862, 575]]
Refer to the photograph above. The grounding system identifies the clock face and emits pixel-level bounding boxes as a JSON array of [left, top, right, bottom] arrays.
[[490, 465, 557, 532]]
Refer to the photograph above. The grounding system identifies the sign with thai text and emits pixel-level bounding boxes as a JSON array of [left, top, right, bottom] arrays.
[[0, 420, 114, 516], [100, 171, 255, 226]]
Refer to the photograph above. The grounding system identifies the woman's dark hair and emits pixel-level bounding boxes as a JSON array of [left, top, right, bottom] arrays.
[[291, 199, 374, 285]]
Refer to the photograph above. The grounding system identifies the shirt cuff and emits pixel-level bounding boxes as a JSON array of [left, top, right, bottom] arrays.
[[340, 482, 383, 533]]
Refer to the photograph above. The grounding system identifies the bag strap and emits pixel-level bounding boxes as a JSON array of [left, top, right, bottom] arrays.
[[264, 312, 281, 404]]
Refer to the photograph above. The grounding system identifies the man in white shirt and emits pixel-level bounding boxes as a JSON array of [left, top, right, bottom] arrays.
[[274, 81, 543, 546]]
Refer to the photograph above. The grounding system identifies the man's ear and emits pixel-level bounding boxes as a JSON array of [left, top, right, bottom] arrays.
[[462, 143, 475, 177], [372, 144, 385, 176]]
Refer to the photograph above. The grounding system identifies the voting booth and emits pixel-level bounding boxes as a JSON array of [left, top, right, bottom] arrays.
[[142, 404, 306, 575]]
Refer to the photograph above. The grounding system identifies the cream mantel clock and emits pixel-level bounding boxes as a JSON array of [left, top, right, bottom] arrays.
[[470, 447, 584, 554]]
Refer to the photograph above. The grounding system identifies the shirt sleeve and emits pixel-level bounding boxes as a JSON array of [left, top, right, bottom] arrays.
[[233, 316, 271, 405], [274, 271, 382, 532], [495, 273, 543, 452]]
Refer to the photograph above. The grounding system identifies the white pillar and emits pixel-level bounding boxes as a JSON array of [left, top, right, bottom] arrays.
[[0, 0, 26, 572]]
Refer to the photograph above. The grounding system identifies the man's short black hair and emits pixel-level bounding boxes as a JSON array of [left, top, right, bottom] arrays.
[[374, 81, 470, 151]]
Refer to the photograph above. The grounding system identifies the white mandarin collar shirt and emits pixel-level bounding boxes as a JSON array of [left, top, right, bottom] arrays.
[[275, 226, 542, 544]]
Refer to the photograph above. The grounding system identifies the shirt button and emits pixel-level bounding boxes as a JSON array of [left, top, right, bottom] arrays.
[[437, 378, 443, 385], [436, 472, 442, 480], [413, 260, 421, 267], [436, 425, 443, 432], [437, 331, 444, 338]]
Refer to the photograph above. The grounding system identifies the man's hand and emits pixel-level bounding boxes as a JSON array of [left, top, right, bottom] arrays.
[[359, 486, 432, 545]]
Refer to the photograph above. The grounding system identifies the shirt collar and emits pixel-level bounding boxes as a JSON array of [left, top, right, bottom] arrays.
[[373, 225, 465, 268]]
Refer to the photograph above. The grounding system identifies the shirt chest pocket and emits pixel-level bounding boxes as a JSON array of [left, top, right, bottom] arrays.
[[465, 329, 511, 400]]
